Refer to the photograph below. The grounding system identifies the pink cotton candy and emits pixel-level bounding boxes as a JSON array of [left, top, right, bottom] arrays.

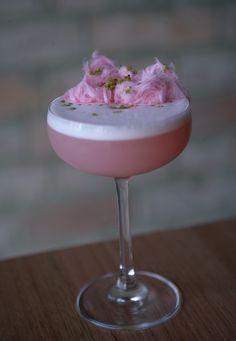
[[114, 81, 136, 105], [84, 51, 119, 86], [141, 58, 164, 81], [63, 51, 186, 105], [64, 80, 105, 104]]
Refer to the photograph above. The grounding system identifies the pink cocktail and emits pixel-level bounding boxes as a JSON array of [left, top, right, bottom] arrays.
[[47, 52, 191, 331]]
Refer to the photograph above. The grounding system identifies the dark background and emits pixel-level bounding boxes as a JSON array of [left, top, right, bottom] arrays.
[[0, 0, 235, 259]]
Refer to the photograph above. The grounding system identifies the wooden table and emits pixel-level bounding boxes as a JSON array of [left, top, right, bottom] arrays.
[[0, 219, 235, 340]]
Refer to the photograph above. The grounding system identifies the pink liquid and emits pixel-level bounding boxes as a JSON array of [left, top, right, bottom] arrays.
[[48, 119, 191, 178]]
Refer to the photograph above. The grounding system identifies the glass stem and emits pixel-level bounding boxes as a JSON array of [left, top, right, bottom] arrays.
[[115, 178, 137, 291]]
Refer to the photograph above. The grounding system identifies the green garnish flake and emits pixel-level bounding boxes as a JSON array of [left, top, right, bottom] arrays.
[[125, 87, 132, 94], [62, 102, 72, 107], [117, 78, 123, 84], [163, 64, 169, 72], [91, 112, 98, 116], [119, 104, 131, 109], [123, 74, 131, 81], [104, 74, 133, 91], [60, 99, 65, 103], [70, 107, 76, 110], [104, 77, 118, 91], [90, 68, 102, 76], [109, 104, 132, 109], [127, 65, 137, 74]]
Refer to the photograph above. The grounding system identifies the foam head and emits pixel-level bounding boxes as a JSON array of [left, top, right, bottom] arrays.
[[47, 97, 190, 141]]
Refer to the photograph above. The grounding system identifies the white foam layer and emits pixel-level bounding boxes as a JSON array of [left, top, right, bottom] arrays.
[[47, 97, 190, 140]]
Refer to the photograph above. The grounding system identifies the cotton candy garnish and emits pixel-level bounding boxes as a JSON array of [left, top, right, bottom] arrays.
[[63, 51, 187, 106]]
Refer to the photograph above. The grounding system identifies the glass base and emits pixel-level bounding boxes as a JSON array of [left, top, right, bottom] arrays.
[[76, 271, 182, 331]]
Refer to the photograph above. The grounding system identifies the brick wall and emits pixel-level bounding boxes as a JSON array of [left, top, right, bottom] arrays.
[[0, 0, 236, 258]]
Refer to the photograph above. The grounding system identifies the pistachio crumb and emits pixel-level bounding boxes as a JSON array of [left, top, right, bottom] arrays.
[[127, 65, 137, 74], [91, 112, 98, 116], [163, 64, 169, 72], [125, 87, 132, 94], [123, 75, 131, 81], [89, 68, 102, 76], [104, 77, 118, 91], [119, 104, 132, 109], [117, 78, 123, 84]]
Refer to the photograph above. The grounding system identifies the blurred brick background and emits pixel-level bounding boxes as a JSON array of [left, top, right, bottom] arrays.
[[0, 0, 235, 259]]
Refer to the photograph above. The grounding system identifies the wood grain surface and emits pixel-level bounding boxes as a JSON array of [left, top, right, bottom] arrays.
[[0, 219, 235, 340]]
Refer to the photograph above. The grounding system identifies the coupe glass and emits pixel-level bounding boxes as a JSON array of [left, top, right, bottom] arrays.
[[47, 97, 191, 330]]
